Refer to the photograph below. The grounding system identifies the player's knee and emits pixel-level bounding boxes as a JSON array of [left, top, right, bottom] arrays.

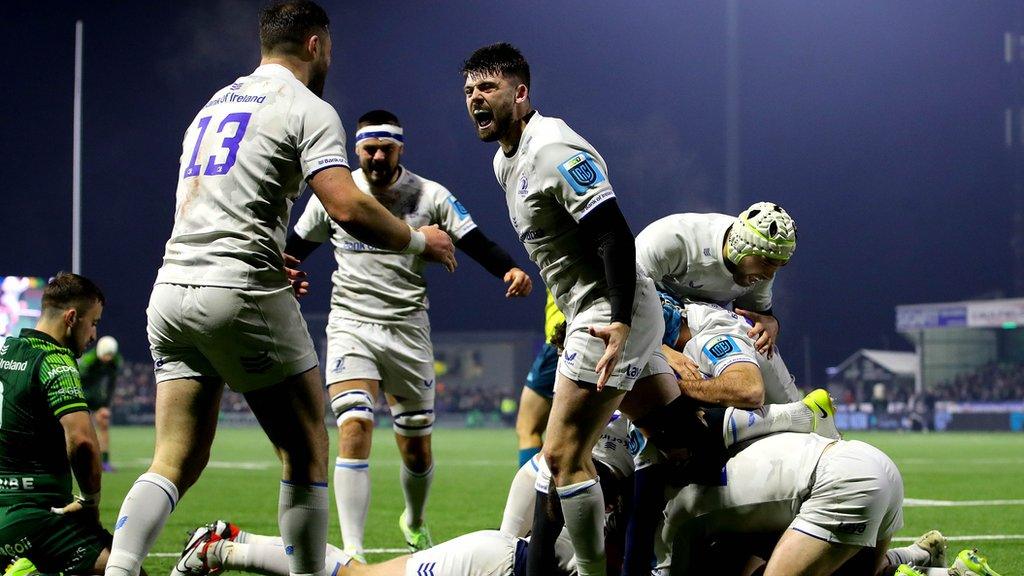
[[330, 389, 375, 427], [542, 446, 585, 480], [393, 408, 434, 437]]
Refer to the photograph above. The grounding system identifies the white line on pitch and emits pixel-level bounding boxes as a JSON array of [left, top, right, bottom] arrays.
[[151, 548, 408, 557], [131, 459, 513, 470], [904, 498, 1024, 507], [893, 534, 1024, 542]]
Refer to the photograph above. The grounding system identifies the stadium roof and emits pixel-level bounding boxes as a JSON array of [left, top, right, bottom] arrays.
[[833, 349, 918, 378]]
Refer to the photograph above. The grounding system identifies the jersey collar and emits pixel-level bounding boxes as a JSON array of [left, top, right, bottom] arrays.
[[252, 63, 299, 82], [18, 328, 62, 347]]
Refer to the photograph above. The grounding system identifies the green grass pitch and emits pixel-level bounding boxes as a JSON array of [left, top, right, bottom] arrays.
[[98, 427, 1024, 574]]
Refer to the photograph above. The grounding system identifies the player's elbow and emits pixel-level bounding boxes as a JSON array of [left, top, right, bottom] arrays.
[[324, 199, 359, 225], [725, 365, 765, 408], [737, 384, 765, 409], [66, 429, 99, 457]]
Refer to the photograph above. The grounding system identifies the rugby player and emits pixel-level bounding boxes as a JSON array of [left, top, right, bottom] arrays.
[[0, 274, 130, 574], [284, 109, 531, 559], [78, 335, 123, 472], [461, 42, 685, 575], [661, 432, 935, 576], [104, 3, 456, 576], [636, 202, 797, 360]]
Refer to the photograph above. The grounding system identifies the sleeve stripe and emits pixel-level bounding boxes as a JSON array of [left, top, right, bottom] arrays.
[[53, 402, 89, 417]]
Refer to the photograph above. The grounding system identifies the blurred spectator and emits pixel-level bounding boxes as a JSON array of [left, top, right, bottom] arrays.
[[929, 362, 1024, 402], [110, 361, 517, 424]]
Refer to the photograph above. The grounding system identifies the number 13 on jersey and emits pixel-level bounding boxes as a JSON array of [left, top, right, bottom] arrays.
[[183, 112, 252, 178]]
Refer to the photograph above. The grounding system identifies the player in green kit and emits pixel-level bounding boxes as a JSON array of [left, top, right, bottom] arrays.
[[78, 336, 123, 472], [0, 273, 136, 575]]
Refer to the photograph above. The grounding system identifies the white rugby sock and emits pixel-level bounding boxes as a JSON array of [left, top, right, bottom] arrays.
[[401, 462, 433, 528], [500, 457, 540, 537], [557, 478, 606, 576], [279, 481, 329, 576], [104, 472, 179, 576], [216, 540, 350, 575], [334, 458, 370, 553], [885, 543, 932, 568], [235, 530, 284, 546], [723, 402, 814, 448]]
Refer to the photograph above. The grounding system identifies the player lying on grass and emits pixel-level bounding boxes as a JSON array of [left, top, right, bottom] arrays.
[[657, 431, 1004, 576], [170, 503, 587, 576]]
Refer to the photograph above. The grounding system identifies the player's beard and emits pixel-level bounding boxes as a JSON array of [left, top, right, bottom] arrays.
[[365, 161, 397, 187], [308, 66, 327, 98], [478, 108, 512, 143]]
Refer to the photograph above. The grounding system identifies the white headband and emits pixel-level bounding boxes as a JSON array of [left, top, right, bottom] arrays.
[[355, 124, 404, 146]]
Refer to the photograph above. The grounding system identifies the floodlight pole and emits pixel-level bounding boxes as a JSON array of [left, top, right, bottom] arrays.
[[1008, 8, 1024, 297], [72, 20, 83, 274]]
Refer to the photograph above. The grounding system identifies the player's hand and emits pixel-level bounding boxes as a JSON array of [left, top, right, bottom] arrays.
[[283, 253, 310, 298], [735, 308, 778, 358], [419, 225, 457, 272], [663, 345, 701, 381], [50, 497, 99, 524], [504, 268, 532, 297], [589, 321, 630, 391]]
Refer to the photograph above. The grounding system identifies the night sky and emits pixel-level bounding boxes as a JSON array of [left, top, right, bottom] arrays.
[[4, 1, 1020, 386]]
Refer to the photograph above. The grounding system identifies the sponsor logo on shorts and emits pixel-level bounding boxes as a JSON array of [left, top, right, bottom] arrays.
[[423, 378, 434, 388], [415, 562, 436, 576], [116, 515, 128, 530], [836, 521, 867, 535], [0, 537, 31, 557], [155, 358, 166, 368], [624, 364, 640, 379], [518, 174, 529, 196], [240, 350, 273, 374], [285, 545, 294, 555], [703, 248, 712, 256], [332, 358, 346, 374], [563, 351, 577, 366]]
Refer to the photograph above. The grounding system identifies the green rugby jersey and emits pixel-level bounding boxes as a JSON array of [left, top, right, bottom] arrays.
[[78, 348, 122, 409], [0, 329, 88, 504]]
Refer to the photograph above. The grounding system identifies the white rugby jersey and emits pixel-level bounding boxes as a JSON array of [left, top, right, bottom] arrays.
[[156, 64, 349, 290], [665, 432, 835, 536], [494, 112, 640, 321], [683, 301, 799, 404], [591, 411, 635, 479], [636, 213, 773, 312], [293, 166, 477, 323]]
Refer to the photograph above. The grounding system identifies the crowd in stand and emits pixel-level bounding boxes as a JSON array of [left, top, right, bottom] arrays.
[[930, 362, 1024, 402], [108, 360, 515, 424], [105, 359, 1024, 425]]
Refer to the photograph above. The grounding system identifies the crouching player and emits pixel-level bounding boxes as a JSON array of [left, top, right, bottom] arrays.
[[659, 431, 1003, 576], [0, 274, 137, 574]]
